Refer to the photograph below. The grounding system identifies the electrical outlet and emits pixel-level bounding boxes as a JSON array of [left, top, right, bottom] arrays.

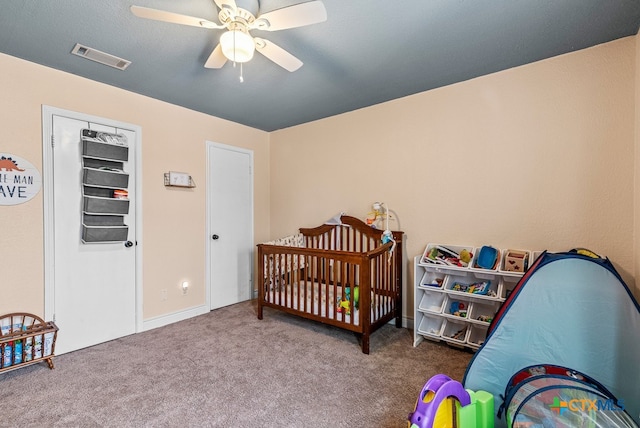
[[160, 289, 168, 301]]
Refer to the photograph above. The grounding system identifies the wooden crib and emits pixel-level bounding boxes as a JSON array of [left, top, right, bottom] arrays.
[[257, 215, 403, 354]]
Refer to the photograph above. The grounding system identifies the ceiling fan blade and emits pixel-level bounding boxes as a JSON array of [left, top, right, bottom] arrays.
[[130, 5, 223, 29], [253, 1, 327, 31], [254, 37, 303, 72], [204, 44, 228, 69], [213, 0, 238, 13]]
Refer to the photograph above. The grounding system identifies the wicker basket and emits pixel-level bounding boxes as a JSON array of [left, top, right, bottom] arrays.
[[0, 313, 59, 373]]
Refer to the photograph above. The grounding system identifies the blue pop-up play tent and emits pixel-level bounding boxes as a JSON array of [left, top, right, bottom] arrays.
[[463, 251, 640, 427]]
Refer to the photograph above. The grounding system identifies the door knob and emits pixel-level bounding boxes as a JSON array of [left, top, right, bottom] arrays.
[[124, 241, 133, 248], [212, 234, 219, 240]]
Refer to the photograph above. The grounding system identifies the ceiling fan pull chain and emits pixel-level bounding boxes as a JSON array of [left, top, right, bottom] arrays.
[[239, 63, 244, 82], [233, 27, 237, 65]]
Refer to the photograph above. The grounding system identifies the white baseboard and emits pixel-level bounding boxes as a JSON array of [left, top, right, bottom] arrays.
[[388, 316, 413, 329], [142, 304, 209, 332], [404, 316, 414, 330]]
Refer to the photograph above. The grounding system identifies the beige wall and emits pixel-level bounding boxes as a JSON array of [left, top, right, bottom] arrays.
[[2, 34, 638, 325], [270, 37, 638, 317], [636, 31, 640, 301], [0, 53, 270, 319]]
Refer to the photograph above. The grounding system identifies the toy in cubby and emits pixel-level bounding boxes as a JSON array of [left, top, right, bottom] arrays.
[[442, 320, 468, 342], [503, 250, 529, 272], [449, 301, 468, 318], [408, 374, 494, 428], [424, 245, 473, 267], [450, 280, 491, 296]]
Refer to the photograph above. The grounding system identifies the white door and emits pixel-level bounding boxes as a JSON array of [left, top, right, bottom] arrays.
[[207, 142, 253, 310], [46, 111, 138, 354]]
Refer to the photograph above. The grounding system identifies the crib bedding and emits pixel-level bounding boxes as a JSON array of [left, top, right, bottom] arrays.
[[266, 281, 393, 325], [257, 215, 404, 354]]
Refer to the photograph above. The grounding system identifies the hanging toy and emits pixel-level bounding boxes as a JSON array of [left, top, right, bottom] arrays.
[[366, 202, 397, 263]]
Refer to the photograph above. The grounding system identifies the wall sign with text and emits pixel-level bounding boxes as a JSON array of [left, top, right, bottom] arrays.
[[0, 153, 42, 205]]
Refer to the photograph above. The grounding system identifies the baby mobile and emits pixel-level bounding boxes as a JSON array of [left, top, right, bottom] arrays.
[[365, 201, 397, 255]]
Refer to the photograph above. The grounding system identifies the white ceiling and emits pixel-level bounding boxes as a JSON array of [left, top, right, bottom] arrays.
[[1, 0, 639, 131]]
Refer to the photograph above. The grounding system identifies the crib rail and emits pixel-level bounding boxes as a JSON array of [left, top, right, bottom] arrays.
[[257, 245, 365, 330], [299, 215, 385, 253]]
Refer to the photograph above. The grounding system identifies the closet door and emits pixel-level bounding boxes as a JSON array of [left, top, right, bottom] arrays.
[[207, 142, 253, 310], [49, 113, 137, 354]]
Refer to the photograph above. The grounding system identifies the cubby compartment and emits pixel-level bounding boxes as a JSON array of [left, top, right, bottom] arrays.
[[83, 195, 129, 215], [499, 249, 531, 274], [469, 301, 499, 324], [443, 275, 498, 298], [441, 319, 468, 344], [466, 325, 488, 348], [502, 281, 518, 299], [416, 314, 444, 338], [83, 167, 129, 188], [422, 244, 475, 268], [419, 270, 445, 288], [443, 295, 471, 319], [418, 291, 445, 314], [472, 246, 501, 271]]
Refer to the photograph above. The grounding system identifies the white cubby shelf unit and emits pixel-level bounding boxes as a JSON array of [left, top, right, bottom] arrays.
[[413, 244, 540, 351]]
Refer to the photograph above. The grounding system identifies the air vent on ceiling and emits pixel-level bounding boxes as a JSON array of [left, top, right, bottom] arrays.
[[71, 43, 131, 70]]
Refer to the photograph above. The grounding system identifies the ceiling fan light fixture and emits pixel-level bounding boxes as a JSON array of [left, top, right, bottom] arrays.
[[220, 29, 255, 63]]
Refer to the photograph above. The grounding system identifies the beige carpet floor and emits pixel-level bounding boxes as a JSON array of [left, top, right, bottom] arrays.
[[0, 300, 473, 427]]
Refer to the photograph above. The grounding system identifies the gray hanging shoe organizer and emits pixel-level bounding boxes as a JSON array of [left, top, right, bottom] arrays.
[[80, 129, 130, 243]]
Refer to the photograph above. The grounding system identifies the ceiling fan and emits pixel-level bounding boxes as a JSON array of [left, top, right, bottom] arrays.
[[130, 0, 327, 74]]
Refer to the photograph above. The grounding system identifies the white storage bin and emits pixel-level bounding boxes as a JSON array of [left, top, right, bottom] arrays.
[[418, 291, 445, 314], [416, 314, 444, 338], [422, 244, 475, 268], [443, 275, 498, 298], [469, 301, 499, 324], [499, 249, 531, 274], [419, 270, 445, 288], [502, 282, 517, 299], [502, 273, 522, 284], [531, 251, 544, 265], [443, 295, 471, 319], [441, 319, 469, 344], [470, 246, 501, 279], [466, 325, 488, 347]]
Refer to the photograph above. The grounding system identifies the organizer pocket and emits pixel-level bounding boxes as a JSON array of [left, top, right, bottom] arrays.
[[83, 167, 129, 188], [82, 138, 128, 161], [83, 195, 129, 215], [81, 225, 128, 242], [83, 214, 125, 226]]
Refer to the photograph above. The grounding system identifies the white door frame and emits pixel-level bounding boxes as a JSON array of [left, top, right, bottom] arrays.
[[205, 141, 254, 309], [41, 105, 143, 332]]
